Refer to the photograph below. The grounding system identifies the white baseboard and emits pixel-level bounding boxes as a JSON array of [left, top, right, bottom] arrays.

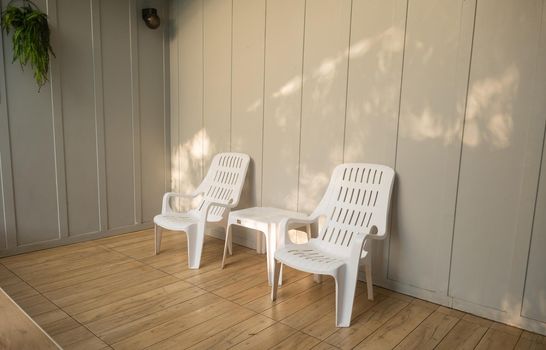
[[452, 298, 546, 335], [0, 223, 154, 258], [217, 236, 546, 336]]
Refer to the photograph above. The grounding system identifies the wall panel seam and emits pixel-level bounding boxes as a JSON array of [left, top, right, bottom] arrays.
[[519, 0, 546, 315], [229, 0, 234, 151], [163, 2, 170, 193], [91, 0, 108, 232], [200, 0, 207, 181], [129, 0, 142, 224], [520, 120, 546, 316], [47, 0, 69, 239], [0, 12, 17, 248], [446, 0, 478, 296], [259, 0, 268, 206], [177, 0, 182, 196], [295, 0, 307, 212], [340, 0, 354, 163], [0, 156, 6, 245], [386, 0, 409, 281]]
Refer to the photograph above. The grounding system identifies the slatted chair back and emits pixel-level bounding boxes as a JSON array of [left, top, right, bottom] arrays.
[[193, 152, 250, 219], [311, 163, 395, 256]]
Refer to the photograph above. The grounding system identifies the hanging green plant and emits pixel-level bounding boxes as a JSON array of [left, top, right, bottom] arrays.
[[1, 0, 54, 90]]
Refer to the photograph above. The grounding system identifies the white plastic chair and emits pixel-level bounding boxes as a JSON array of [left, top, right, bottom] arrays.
[[153, 152, 250, 269], [271, 163, 395, 327]]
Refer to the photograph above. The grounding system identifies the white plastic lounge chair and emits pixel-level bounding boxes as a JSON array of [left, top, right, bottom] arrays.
[[271, 163, 395, 327], [153, 152, 250, 269]]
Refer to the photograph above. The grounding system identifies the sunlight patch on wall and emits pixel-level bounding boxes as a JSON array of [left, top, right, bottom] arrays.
[[171, 128, 210, 210], [464, 65, 519, 149], [246, 99, 262, 112], [273, 76, 303, 99]]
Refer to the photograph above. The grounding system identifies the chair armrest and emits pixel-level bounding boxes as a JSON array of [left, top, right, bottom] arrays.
[[200, 199, 234, 221], [279, 215, 319, 230], [365, 228, 386, 240], [161, 191, 203, 214], [277, 215, 319, 245], [350, 225, 377, 261]]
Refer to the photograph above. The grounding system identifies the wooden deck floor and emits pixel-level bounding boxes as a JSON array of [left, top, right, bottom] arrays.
[[0, 229, 544, 350]]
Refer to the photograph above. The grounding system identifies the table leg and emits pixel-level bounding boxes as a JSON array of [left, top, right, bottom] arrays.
[[256, 231, 262, 254], [266, 229, 273, 286], [268, 222, 284, 286]]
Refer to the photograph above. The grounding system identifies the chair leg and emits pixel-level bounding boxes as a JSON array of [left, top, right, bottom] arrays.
[[154, 224, 162, 255], [256, 232, 263, 254], [335, 268, 358, 327], [187, 225, 205, 269], [221, 225, 232, 269], [365, 261, 373, 301], [271, 260, 282, 301], [228, 226, 233, 255]]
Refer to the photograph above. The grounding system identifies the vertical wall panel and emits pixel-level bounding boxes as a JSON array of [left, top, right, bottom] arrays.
[[0, 0, 14, 249], [261, 0, 305, 210], [58, 0, 100, 236], [522, 1, 546, 324], [3, 0, 59, 245], [297, 0, 351, 212], [130, 0, 142, 225], [388, 0, 474, 294], [0, 159, 5, 248], [450, 0, 544, 311], [0, 23, 10, 247], [176, 0, 204, 194], [169, 0, 180, 194], [48, 0, 70, 239], [343, 0, 405, 167], [523, 126, 546, 323], [101, 0, 136, 229], [138, 0, 168, 222], [343, 0, 407, 286], [91, 0, 108, 232], [231, 0, 265, 207], [203, 0, 232, 170]]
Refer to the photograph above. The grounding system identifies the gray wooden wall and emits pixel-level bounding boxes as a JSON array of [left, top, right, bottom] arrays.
[[0, 0, 170, 256], [170, 0, 546, 335]]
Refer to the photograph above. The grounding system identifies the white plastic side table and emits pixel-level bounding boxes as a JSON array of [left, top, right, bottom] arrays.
[[221, 207, 311, 286]]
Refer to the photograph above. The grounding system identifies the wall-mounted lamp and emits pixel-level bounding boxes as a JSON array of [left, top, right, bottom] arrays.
[[142, 8, 160, 29]]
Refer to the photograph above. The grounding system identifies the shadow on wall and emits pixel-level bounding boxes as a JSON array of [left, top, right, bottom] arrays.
[[171, 1, 519, 226], [344, 25, 405, 163], [399, 65, 518, 149]]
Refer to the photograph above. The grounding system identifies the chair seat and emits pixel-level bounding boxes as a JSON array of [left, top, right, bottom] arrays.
[[154, 214, 198, 231], [154, 211, 225, 232], [275, 242, 347, 275]]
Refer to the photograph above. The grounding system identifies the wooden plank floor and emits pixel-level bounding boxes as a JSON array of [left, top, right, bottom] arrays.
[[0, 229, 544, 350]]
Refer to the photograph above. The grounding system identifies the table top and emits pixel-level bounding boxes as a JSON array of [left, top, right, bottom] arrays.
[[0, 288, 60, 349], [229, 206, 309, 224]]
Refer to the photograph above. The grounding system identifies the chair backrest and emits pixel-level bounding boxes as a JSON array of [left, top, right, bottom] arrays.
[[194, 152, 250, 218], [311, 163, 395, 254]]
